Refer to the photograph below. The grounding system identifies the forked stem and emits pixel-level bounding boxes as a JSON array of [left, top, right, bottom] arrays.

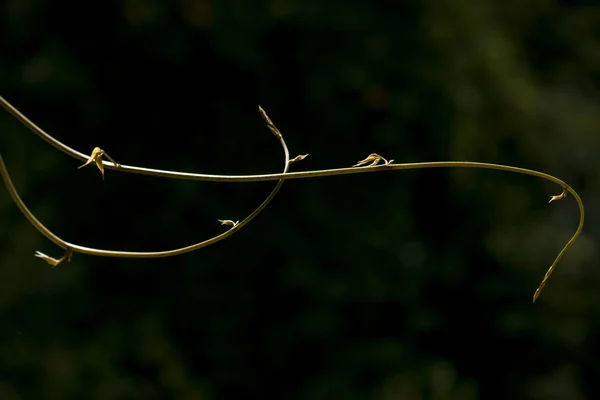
[[0, 96, 584, 302], [0, 105, 292, 259]]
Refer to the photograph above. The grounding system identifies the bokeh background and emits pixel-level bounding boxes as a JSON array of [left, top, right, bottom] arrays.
[[1, 1, 600, 399]]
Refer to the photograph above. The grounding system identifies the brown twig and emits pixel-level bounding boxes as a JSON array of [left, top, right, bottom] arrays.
[[0, 95, 584, 302]]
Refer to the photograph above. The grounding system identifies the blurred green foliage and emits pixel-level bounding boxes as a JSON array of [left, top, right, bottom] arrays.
[[1, 0, 599, 399]]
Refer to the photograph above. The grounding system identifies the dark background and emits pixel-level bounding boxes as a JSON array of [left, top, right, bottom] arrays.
[[1, 1, 600, 399]]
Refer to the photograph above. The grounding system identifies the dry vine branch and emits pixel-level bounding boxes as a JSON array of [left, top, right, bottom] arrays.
[[0, 102, 294, 262], [0, 95, 584, 302]]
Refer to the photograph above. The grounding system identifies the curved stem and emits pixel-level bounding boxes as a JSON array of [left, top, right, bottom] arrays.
[[0, 95, 584, 302], [0, 109, 291, 258], [0, 96, 91, 163], [0, 96, 583, 185], [0, 154, 67, 250]]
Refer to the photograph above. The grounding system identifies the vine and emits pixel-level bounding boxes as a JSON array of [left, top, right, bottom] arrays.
[[0, 96, 584, 302]]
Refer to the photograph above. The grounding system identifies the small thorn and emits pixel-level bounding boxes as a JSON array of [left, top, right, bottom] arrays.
[[354, 153, 390, 167], [549, 188, 567, 203], [34, 249, 72, 267], [78, 147, 120, 180], [218, 219, 239, 227], [290, 154, 309, 163]]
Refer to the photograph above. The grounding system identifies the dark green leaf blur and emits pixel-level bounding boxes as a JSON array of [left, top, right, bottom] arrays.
[[1, 1, 599, 399]]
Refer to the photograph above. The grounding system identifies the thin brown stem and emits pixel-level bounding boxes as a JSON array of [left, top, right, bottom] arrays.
[[0, 95, 584, 301], [0, 106, 291, 259]]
